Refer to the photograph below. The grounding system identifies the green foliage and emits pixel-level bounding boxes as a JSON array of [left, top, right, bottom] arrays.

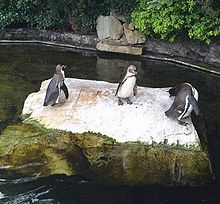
[[69, 0, 103, 32], [0, 0, 63, 29], [0, 0, 32, 28], [0, 0, 138, 32], [106, 0, 139, 17], [188, 8, 220, 43], [0, 0, 219, 43], [45, 0, 138, 32], [132, 0, 220, 43]]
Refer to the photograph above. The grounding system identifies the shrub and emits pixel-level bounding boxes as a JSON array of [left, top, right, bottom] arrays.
[[0, 0, 33, 28], [46, 0, 139, 32], [131, 0, 220, 43], [0, 0, 138, 32], [0, 0, 63, 29], [106, 0, 139, 18], [1, 0, 219, 43]]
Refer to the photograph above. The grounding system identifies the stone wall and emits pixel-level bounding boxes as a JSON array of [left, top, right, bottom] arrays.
[[0, 28, 99, 48], [0, 28, 220, 68], [143, 39, 220, 68]]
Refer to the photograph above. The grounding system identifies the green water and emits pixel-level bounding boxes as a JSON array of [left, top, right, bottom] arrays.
[[0, 43, 220, 203]]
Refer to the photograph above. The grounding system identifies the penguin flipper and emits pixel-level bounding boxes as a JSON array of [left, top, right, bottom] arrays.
[[165, 102, 185, 118], [133, 84, 137, 96], [43, 76, 60, 106], [115, 77, 128, 96], [115, 82, 122, 96], [43, 88, 59, 106], [188, 95, 199, 115], [165, 107, 181, 118], [61, 82, 69, 99]]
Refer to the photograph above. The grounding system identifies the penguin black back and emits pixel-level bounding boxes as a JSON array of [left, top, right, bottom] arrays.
[[168, 83, 189, 97], [165, 83, 199, 125]]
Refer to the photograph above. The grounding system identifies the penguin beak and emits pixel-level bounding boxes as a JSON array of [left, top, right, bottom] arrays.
[[132, 70, 137, 75]]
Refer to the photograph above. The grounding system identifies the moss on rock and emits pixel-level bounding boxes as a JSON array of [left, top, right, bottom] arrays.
[[0, 122, 213, 186]]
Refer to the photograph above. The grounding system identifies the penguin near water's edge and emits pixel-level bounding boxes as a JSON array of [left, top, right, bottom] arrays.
[[43, 64, 69, 106], [165, 83, 199, 126], [115, 65, 137, 105]]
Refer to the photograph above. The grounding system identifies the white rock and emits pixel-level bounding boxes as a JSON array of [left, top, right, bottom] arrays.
[[22, 78, 200, 147]]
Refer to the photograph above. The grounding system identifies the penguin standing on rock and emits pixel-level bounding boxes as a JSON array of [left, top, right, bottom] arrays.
[[165, 83, 199, 126], [115, 65, 137, 105], [43, 64, 69, 106]]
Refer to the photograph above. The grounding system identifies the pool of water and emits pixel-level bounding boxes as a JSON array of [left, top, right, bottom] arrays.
[[0, 43, 220, 203]]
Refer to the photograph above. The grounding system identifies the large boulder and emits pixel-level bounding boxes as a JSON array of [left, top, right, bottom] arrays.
[[96, 15, 124, 41], [0, 78, 213, 186]]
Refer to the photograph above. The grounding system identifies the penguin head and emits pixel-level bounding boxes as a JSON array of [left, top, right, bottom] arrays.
[[55, 64, 62, 74], [168, 83, 193, 97], [61, 65, 66, 71], [168, 87, 178, 97], [55, 64, 66, 77], [127, 65, 137, 76]]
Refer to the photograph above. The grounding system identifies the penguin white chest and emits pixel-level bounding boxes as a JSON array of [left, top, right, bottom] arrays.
[[180, 89, 199, 119], [182, 97, 193, 119], [117, 77, 136, 98]]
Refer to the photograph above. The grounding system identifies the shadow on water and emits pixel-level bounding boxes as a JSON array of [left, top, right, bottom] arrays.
[[0, 43, 220, 203]]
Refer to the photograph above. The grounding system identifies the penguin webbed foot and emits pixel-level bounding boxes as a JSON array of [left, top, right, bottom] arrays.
[[118, 98, 132, 105], [178, 120, 188, 126], [118, 98, 124, 106], [126, 98, 133, 105]]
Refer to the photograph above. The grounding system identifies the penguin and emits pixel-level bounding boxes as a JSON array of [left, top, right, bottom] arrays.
[[115, 65, 137, 105], [43, 64, 69, 106], [165, 83, 199, 125]]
